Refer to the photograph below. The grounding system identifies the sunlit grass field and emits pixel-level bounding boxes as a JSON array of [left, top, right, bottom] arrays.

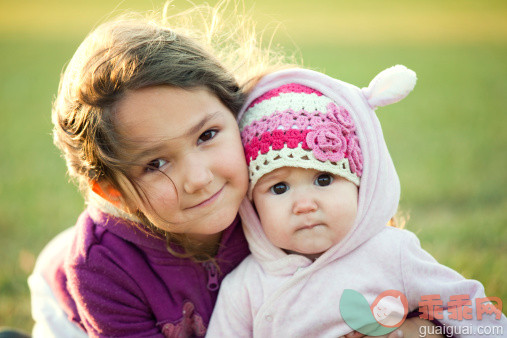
[[1, 0, 506, 331]]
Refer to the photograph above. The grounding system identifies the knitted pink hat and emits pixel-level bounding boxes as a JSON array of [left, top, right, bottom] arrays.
[[239, 83, 364, 194]]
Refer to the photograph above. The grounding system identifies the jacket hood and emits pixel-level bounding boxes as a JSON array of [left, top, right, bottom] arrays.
[[238, 66, 416, 275]]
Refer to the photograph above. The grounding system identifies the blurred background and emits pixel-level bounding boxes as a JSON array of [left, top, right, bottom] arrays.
[[1, 0, 506, 331]]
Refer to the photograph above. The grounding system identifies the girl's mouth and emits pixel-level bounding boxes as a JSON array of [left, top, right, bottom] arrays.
[[187, 186, 224, 209]]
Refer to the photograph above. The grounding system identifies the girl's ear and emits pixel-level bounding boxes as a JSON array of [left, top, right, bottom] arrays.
[[91, 180, 123, 207]]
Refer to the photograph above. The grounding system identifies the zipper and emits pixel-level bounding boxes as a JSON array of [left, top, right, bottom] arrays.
[[203, 261, 219, 291]]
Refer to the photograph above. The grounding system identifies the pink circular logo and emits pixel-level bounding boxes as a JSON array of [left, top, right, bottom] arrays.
[[370, 290, 409, 328]]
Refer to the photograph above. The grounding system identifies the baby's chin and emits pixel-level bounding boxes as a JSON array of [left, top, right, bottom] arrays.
[[284, 248, 327, 261], [284, 238, 345, 260]]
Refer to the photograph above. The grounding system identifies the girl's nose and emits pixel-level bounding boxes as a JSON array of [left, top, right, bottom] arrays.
[[292, 197, 318, 215], [182, 157, 213, 194]]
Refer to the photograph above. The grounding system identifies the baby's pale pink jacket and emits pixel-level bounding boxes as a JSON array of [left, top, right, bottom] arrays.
[[207, 68, 507, 337]]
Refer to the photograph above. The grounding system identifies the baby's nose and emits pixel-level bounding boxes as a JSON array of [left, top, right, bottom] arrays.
[[292, 197, 318, 214]]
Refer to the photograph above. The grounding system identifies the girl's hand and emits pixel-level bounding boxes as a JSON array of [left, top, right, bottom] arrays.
[[339, 317, 445, 338]]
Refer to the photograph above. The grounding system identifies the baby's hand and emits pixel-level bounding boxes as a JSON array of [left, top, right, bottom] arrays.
[[339, 330, 401, 338], [339, 330, 366, 338], [394, 316, 444, 338], [339, 317, 444, 338]]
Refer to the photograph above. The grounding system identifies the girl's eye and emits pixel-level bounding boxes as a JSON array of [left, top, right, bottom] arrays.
[[315, 173, 333, 187], [270, 182, 289, 195], [197, 129, 218, 144], [145, 158, 167, 172]]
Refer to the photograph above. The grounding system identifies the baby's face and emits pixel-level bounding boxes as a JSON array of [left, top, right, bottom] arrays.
[[252, 167, 358, 260]]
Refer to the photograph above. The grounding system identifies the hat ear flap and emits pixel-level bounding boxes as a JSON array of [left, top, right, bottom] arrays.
[[361, 65, 417, 109]]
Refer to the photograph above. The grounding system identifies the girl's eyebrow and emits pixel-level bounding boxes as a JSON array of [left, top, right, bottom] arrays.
[[130, 111, 222, 162], [182, 111, 221, 139]]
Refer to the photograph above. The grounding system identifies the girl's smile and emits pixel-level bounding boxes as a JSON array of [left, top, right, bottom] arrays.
[[185, 186, 224, 210], [114, 85, 248, 244]]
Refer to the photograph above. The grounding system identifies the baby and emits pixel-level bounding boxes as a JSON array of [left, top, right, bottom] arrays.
[[207, 66, 506, 337]]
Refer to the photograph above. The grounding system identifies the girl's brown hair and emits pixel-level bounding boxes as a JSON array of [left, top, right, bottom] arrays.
[[52, 1, 293, 261]]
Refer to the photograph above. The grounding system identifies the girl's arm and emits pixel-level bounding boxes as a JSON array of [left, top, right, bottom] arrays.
[[29, 227, 89, 337], [68, 251, 166, 337]]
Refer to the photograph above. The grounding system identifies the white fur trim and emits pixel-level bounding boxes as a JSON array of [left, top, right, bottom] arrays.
[[88, 191, 141, 223], [29, 227, 89, 338]]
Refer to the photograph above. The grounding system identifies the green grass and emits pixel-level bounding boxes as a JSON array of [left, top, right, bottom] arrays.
[[0, 35, 86, 329], [1, 0, 506, 331]]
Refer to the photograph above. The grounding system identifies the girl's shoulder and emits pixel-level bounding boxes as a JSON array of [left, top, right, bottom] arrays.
[[68, 205, 177, 268], [62, 207, 210, 334]]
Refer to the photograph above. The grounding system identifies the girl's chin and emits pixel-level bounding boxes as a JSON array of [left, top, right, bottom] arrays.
[[208, 210, 238, 232]]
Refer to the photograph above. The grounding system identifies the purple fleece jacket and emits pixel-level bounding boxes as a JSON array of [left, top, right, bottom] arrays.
[[44, 205, 249, 337]]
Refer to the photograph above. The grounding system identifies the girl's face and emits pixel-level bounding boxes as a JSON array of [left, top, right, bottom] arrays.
[[252, 167, 358, 259], [115, 86, 248, 244]]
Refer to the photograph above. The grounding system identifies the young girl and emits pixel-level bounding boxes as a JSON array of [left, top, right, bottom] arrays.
[[207, 66, 507, 337], [27, 2, 444, 338], [27, 3, 278, 337]]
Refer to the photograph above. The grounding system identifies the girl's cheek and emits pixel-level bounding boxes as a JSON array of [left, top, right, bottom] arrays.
[[136, 178, 179, 214], [215, 133, 247, 173], [228, 144, 249, 183], [152, 182, 178, 205]]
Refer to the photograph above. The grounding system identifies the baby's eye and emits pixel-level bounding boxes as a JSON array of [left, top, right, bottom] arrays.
[[314, 173, 333, 187], [270, 182, 289, 195], [197, 129, 218, 144], [145, 158, 167, 172]]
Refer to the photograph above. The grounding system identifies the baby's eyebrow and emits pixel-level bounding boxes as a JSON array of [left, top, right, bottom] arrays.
[[257, 169, 290, 185]]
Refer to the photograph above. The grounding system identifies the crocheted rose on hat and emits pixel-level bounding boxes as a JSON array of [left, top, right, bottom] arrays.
[[239, 83, 363, 193]]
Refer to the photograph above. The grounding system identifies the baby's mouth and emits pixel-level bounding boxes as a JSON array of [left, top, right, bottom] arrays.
[[296, 223, 323, 231]]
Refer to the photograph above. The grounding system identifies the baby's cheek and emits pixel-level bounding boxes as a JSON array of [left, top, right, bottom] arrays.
[[266, 232, 288, 251]]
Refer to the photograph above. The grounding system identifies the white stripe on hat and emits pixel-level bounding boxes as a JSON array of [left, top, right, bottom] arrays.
[[239, 92, 334, 131]]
